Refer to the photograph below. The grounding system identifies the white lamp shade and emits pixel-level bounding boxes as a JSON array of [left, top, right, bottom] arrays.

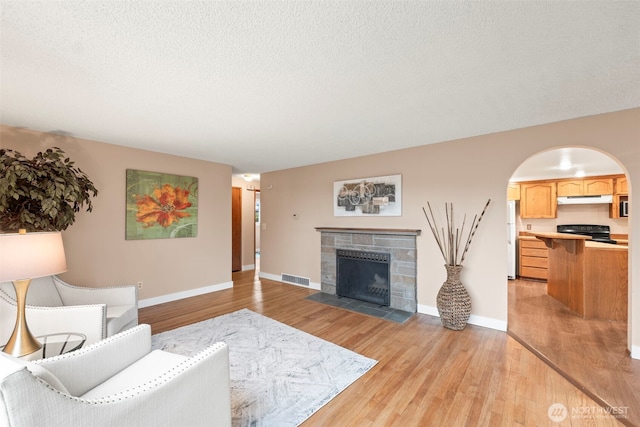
[[0, 232, 67, 281]]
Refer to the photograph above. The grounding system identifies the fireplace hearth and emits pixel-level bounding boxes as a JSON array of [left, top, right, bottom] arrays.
[[337, 249, 390, 306]]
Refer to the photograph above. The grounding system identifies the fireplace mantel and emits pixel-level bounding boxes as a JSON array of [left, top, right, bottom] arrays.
[[315, 227, 421, 236], [317, 227, 419, 313]]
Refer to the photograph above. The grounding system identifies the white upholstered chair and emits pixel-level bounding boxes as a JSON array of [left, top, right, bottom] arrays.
[[0, 324, 232, 427], [0, 275, 138, 346]]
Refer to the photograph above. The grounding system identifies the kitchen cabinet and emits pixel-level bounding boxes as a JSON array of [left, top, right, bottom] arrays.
[[526, 232, 627, 321], [584, 178, 613, 195], [520, 182, 556, 218], [507, 183, 520, 200], [610, 176, 629, 218], [556, 180, 583, 196], [556, 178, 613, 196], [610, 194, 629, 218], [518, 238, 548, 280], [615, 176, 628, 195]]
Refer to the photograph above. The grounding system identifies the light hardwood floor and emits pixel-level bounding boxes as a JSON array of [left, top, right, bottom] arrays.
[[508, 278, 638, 426], [140, 269, 627, 426]]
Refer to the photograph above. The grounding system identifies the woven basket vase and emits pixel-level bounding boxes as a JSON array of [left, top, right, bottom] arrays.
[[436, 264, 471, 330]]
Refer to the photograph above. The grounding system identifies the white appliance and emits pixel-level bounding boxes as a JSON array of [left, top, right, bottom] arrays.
[[507, 200, 516, 279]]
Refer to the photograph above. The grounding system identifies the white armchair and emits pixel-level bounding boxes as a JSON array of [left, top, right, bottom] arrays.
[[0, 275, 138, 346], [0, 324, 232, 427]]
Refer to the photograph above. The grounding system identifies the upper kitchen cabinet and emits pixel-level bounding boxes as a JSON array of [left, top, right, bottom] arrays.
[[584, 178, 613, 195], [507, 183, 521, 200], [615, 176, 628, 195], [556, 177, 613, 196], [556, 180, 583, 196], [521, 182, 557, 218]]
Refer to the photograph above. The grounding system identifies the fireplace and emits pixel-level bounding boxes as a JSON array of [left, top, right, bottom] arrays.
[[337, 249, 390, 306], [316, 227, 420, 313]]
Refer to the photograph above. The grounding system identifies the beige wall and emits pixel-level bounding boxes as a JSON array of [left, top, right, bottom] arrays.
[[259, 108, 639, 354], [1, 125, 233, 304]]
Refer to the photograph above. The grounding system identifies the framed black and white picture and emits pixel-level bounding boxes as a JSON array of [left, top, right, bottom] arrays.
[[334, 174, 401, 216]]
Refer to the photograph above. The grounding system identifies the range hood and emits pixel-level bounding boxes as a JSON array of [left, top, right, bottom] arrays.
[[557, 195, 613, 205]]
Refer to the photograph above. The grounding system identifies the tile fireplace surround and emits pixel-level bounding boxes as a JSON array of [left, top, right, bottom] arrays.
[[316, 227, 421, 313]]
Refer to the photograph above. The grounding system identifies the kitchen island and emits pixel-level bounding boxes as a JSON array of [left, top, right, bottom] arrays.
[[524, 232, 628, 321]]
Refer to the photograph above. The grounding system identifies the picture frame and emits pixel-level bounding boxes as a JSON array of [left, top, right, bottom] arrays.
[[126, 169, 198, 240], [334, 174, 402, 216]]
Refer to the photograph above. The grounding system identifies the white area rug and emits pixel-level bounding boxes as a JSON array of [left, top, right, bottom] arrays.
[[151, 309, 377, 427]]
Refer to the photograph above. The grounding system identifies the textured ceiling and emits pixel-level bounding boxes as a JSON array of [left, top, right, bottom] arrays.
[[1, 1, 639, 175]]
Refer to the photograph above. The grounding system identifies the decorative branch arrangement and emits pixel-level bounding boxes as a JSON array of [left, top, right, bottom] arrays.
[[422, 199, 491, 266]]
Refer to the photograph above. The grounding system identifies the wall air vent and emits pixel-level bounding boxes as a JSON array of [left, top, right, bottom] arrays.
[[281, 273, 310, 287]]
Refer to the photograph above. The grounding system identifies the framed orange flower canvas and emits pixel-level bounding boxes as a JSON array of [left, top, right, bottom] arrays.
[[126, 169, 198, 240]]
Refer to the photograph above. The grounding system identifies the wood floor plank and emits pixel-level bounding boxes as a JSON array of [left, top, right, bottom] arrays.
[[139, 270, 627, 426], [508, 279, 638, 426]]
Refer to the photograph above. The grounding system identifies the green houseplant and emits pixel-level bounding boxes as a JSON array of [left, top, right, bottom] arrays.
[[0, 147, 98, 232]]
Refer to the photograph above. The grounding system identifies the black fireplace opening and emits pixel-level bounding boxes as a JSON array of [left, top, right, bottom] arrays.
[[336, 249, 390, 306]]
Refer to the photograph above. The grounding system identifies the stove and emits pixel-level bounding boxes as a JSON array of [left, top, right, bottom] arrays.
[[556, 224, 617, 244]]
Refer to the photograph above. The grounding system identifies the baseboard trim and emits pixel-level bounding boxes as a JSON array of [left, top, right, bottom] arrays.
[[138, 281, 234, 308], [631, 345, 640, 360], [259, 271, 321, 290], [417, 303, 507, 331], [242, 264, 256, 271], [417, 304, 440, 318]]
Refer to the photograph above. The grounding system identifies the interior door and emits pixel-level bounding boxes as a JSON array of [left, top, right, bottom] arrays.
[[232, 187, 242, 272]]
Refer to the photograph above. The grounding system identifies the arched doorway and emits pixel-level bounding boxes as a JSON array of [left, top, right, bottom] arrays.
[[506, 146, 634, 416]]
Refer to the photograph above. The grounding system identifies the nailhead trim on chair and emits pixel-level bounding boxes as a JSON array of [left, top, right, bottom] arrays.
[[53, 276, 138, 293], [85, 343, 228, 404], [33, 324, 148, 364], [52, 276, 138, 328], [0, 292, 105, 314], [0, 290, 104, 310], [0, 290, 108, 339], [38, 341, 228, 405]]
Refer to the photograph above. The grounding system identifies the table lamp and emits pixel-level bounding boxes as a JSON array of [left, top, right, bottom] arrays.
[[0, 230, 67, 357]]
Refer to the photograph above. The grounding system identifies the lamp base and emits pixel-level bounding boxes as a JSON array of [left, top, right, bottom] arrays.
[[2, 279, 43, 357]]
